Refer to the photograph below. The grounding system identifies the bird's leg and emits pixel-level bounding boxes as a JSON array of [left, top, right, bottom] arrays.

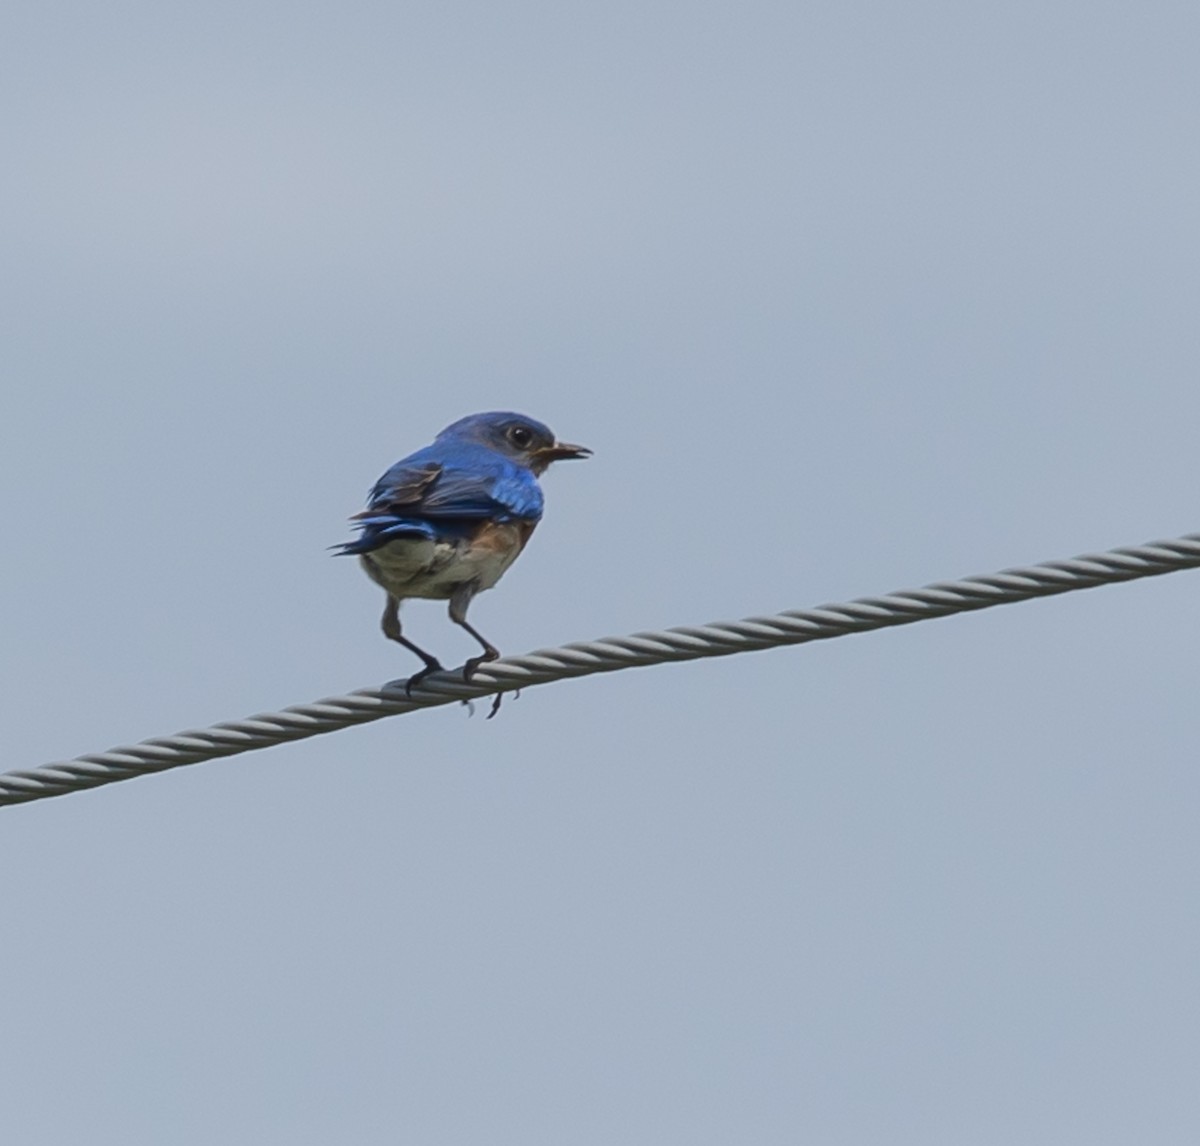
[[381, 595, 444, 695], [448, 582, 500, 682], [449, 583, 505, 717]]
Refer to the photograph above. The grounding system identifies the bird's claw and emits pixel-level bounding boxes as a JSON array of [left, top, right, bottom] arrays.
[[457, 652, 504, 717], [461, 650, 499, 682], [404, 661, 444, 697]]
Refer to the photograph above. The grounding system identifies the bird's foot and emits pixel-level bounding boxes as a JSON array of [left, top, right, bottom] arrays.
[[456, 693, 504, 718], [459, 650, 503, 717], [404, 660, 445, 697], [461, 650, 500, 682], [455, 695, 500, 718]]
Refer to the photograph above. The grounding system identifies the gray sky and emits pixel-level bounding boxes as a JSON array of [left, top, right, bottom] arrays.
[[3, 2, 1199, 1142]]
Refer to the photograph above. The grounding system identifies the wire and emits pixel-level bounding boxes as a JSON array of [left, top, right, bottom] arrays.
[[4, 531, 1199, 807]]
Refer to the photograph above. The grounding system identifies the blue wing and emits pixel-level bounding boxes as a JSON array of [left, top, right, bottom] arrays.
[[334, 443, 544, 556]]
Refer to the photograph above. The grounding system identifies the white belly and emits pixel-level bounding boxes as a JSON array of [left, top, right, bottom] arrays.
[[359, 529, 524, 601]]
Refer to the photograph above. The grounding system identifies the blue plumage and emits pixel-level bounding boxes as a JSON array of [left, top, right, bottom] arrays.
[[337, 411, 590, 702]]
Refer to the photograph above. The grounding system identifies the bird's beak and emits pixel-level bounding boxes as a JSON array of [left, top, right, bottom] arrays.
[[538, 441, 593, 463]]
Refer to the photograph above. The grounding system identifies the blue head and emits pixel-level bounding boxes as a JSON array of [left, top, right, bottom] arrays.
[[436, 411, 591, 475]]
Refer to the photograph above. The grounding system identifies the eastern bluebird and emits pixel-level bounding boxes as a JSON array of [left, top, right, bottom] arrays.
[[336, 411, 591, 693]]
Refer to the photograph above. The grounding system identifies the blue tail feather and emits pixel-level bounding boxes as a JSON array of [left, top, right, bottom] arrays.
[[332, 516, 441, 556]]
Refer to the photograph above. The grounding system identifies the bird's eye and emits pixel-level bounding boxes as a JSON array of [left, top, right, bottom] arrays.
[[508, 426, 535, 448]]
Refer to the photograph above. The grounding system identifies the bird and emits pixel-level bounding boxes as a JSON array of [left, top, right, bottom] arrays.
[[336, 411, 591, 697]]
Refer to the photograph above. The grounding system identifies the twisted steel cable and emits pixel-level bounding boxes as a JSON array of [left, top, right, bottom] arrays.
[[4, 531, 1199, 808]]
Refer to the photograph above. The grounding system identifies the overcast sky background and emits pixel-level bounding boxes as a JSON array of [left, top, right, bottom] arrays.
[[3, 2, 1199, 1143]]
